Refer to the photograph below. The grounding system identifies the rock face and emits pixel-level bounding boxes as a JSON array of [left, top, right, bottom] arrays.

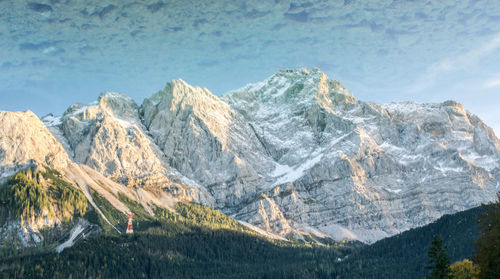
[[0, 110, 71, 184], [141, 79, 274, 207], [53, 92, 214, 205], [222, 68, 499, 242], [1, 67, 499, 244], [59, 92, 168, 187]]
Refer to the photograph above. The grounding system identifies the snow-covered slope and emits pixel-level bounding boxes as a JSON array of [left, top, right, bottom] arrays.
[[223, 68, 499, 242]]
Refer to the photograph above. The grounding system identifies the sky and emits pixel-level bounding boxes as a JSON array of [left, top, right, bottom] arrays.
[[1, 0, 500, 134]]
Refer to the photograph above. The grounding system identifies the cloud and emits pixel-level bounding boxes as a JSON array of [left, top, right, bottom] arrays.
[[482, 73, 500, 89], [409, 32, 500, 93]]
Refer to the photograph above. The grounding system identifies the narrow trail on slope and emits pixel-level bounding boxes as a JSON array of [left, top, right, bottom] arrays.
[[83, 184, 121, 234]]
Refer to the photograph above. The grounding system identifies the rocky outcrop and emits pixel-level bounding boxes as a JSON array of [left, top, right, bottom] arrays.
[[52, 92, 215, 206], [141, 79, 274, 207], [58, 92, 170, 187], [0, 110, 71, 184]]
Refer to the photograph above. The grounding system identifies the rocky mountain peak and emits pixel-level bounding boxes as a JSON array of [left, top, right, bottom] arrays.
[[60, 92, 138, 123], [141, 79, 235, 148], [145, 79, 217, 107], [97, 92, 139, 120], [0, 110, 71, 183], [224, 68, 356, 118], [140, 79, 277, 207], [225, 67, 324, 101]]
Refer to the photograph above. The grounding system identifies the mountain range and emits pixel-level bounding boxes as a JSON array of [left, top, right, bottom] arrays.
[[0, 67, 498, 248]]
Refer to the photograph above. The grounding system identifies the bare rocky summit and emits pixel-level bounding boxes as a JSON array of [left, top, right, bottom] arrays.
[[0, 110, 70, 183]]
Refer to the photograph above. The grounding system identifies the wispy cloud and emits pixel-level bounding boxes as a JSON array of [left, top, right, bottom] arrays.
[[482, 73, 500, 89], [409, 32, 500, 93]]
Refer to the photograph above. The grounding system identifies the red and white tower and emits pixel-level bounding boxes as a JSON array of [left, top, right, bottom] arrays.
[[126, 213, 134, 234]]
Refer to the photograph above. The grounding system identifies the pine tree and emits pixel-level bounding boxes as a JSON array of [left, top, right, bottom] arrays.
[[426, 235, 451, 279]]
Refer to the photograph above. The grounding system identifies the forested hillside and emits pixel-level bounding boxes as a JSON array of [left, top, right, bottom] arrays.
[[0, 168, 88, 252], [0, 200, 358, 278], [0, 198, 487, 278], [335, 206, 486, 278]]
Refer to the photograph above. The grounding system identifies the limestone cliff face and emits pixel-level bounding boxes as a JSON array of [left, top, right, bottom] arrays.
[[53, 92, 214, 205], [223, 68, 499, 242], [0, 110, 70, 184], [141, 79, 274, 207], [58, 92, 169, 187], [1, 68, 498, 244]]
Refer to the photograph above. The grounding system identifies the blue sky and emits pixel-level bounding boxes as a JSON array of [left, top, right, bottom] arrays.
[[1, 0, 500, 133]]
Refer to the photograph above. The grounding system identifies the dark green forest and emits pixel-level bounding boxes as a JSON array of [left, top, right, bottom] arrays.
[[0, 196, 488, 279], [336, 206, 486, 278]]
